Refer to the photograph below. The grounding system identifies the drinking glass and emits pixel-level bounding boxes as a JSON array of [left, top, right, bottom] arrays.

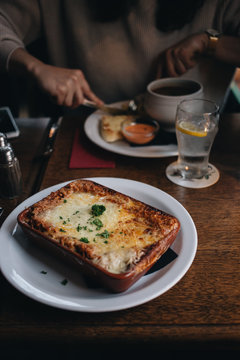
[[166, 99, 220, 187]]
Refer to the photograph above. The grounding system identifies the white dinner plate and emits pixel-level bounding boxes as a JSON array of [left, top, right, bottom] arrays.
[[0, 178, 197, 312], [84, 102, 178, 158]]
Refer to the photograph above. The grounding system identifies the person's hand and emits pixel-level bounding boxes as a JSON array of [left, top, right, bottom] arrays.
[[156, 33, 208, 78], [8, 48, 103, 108], [32, 63, 103, 108]]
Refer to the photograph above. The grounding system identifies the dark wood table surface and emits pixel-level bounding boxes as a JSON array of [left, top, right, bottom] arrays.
[[0, 110, 240, 357]]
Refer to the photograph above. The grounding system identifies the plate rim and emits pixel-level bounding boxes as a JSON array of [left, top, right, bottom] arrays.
[[84, 101, 178, 158], [0, 177, 197, 312]]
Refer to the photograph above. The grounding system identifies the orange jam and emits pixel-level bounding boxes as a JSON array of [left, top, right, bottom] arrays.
[[123, 123, 156, 144]]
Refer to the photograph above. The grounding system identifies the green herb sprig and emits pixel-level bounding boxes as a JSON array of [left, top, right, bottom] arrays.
[[91, 204, 106, 216], [96, 229, 110, 239]]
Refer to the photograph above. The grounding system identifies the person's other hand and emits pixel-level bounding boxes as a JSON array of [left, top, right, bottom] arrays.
[[156, 33, 208, 78], [32, 64, 103, 108]]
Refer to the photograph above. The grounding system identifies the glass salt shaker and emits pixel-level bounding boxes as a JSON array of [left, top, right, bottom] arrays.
[[0, 132, 22, 199]]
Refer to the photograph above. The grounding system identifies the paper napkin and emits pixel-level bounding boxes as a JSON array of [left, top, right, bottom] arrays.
[[69, 127, 115, 168]]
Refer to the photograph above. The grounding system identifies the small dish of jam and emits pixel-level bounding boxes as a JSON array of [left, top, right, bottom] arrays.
[[121, 118, 160, 145]]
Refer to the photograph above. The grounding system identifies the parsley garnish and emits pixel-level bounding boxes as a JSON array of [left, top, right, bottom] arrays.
[[91, 204, 106, 216], [79, 237, 89, 243], [96, 229, 110, 239], [63, 199, 67, 203], [76, 225, 82, 232], [60, 228, 66, 232], [40, 270, 47, 274], [92, 218, 103, 230], [61, 279, 68, 285]]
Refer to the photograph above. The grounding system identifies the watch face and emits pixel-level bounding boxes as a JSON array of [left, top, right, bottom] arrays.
[[206, 29, 221, 37]]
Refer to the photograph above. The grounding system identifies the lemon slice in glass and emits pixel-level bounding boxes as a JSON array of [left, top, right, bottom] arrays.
[[176, 121, 207, 137]]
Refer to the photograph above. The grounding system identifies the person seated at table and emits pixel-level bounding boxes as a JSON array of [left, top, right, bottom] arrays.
[[0, 0, 240, 113]]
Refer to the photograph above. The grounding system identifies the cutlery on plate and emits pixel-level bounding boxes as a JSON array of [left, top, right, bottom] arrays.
[[83, 99, 138, 115]]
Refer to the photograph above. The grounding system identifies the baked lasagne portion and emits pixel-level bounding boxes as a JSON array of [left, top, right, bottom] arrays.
[[18, 180, 180, 291]]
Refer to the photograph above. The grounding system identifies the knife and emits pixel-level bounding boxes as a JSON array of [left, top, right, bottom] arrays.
[[31, 117, 62, 194], [83, 99, 138, 115], [41, 117, 62, 157]]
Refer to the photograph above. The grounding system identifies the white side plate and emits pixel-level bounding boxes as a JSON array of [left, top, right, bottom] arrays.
[[84, 102, 178, 158], [0, 178, 197, 312]]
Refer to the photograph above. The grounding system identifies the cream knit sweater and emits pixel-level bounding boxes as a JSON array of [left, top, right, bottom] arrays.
[[0, 0, 240, 106]]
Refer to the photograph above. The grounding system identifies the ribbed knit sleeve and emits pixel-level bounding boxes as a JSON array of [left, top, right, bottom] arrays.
[[0, 13, 24, 70], [0, 0, 42, 70]]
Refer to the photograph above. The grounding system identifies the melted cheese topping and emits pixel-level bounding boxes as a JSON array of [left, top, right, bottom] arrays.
[[38, 192, 159, 274]]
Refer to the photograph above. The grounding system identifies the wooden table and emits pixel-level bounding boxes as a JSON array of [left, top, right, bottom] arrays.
[[1, 110, 240, 357]]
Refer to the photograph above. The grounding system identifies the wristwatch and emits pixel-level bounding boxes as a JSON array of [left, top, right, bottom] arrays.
[[205, 29, 222, 54]]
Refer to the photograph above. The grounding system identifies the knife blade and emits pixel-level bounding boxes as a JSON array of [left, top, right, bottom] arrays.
[[83, 99, 137, 115]]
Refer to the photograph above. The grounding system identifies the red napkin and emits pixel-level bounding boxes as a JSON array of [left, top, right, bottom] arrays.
[[69, 127, 115, 168]]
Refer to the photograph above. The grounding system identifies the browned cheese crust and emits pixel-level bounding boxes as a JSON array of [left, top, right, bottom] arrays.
[[19, 180, 180, 275]]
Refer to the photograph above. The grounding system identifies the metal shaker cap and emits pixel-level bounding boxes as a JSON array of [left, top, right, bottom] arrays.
[[0, 145, 15, 164], [0, 132, 8, 147], [0, 132, 15, 164]]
